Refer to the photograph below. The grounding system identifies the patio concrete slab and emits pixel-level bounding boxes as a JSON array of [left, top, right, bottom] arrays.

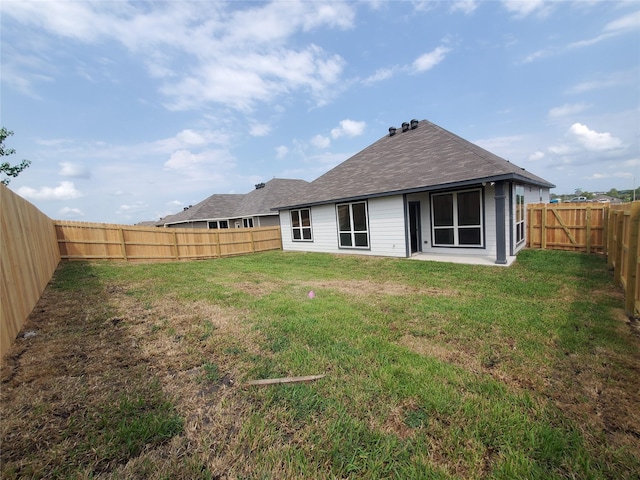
[[410, 252, 517, 267]]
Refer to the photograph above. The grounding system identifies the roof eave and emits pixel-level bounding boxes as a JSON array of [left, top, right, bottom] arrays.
[[274, 173, 555, 210]]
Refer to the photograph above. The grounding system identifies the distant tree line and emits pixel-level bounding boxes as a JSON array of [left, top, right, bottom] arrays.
[[551, 187, 639, 203]]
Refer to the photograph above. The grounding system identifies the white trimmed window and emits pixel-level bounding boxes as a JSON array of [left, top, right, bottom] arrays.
[[291, 208, 313, 241], [431, 190, 483, 247], [243, 218, 254, 228], [516, 185, 525, 245], [208, 220, 229, 229], [337, 201, 369, 249]]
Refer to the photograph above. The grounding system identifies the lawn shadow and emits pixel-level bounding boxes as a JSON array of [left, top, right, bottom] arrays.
[[0, 261, 185, 478]]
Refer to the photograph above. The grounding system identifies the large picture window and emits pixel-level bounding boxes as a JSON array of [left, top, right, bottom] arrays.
[[291, 209, 313, 241], [431, 190, 483, 247], [337, 201, 369, 248], [515, 185, 525, 245]]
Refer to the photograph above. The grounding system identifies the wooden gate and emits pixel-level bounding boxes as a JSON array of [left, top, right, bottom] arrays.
[[527, 203, 608, 254]]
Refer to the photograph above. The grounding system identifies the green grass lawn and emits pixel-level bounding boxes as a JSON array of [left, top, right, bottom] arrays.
[[1, 249, 638, 479]]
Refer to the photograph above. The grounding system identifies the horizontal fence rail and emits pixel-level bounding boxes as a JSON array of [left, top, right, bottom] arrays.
[[54, 221, 283, 262]]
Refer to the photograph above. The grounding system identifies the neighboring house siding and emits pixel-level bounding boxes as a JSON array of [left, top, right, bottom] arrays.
[[256, 215, 280, 227], [280, 196, 406, 257]]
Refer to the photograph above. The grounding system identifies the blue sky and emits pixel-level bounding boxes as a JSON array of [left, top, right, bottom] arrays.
[[1, 1, 638, 224]]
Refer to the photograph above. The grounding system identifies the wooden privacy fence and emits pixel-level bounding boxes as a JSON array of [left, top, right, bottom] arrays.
[[1, 184, 60, 359], [55, 221, 283, 262], [526, 202, 608, 254], [606, 202, 640, 316], [527, 201, 640, 316]]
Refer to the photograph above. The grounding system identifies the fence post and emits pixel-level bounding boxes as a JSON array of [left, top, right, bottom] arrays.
[[541, 204, 547, 249], [585, 205, 592, 254], [173, 231, 179, 260], [614, 212, 625, 286], [250, 229, 256, 253], [602, 205, 609, 256], [118, 227, 128, 261]]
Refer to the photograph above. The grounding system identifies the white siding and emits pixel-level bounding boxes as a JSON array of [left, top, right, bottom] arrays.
[[367, 196, 407, 257], [280, 196, 406, 257], [280, 184, 551, 259]]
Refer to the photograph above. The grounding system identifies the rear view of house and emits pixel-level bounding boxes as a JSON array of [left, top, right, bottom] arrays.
[[275, 119, 554, 265]]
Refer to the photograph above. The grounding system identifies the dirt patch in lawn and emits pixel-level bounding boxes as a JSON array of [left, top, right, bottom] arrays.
[[0, 277, 266, 479]]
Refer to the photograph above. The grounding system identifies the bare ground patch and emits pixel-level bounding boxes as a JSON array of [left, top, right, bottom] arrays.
[[0, 278, 269, 479]]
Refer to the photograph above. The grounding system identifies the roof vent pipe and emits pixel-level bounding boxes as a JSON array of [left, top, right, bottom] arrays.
[[401, 122, 410, 132], [388, 127, 396, 136], [410, 119, 419, 129]]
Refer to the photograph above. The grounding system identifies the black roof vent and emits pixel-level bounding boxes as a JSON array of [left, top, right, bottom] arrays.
[[401, 122, 410, 132], [388, 127, 396, 136], [410, 119, 419, 129], [255, 182, 266, 190]]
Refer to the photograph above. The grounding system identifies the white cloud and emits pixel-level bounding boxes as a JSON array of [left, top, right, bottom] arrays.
[[118, 201, 148, 213], [450, 1, 478, 15], [18, 181, 83, 200], [604, 11, 640, 34], [567, 70, 636, 94], [164, 149, 235, 172], [362, 67, 397, 85], [412, 46, 450, 73], [152, 129, 229, 153], [529, 151, 545, 161], [548, 103, 590, 118], [249, 123, 271, 137], [502, 0, 551, 18], [520, 49, 550, 64], [568, 12, 639, 49], [330, 119, 366, 139], [311, 134, 331, 149], [568, 123, 622, 151], [3, 1, 353, 112], [59, 162, 91, 178], [58, 207, 84, 218], [276, 145, 289, 159]]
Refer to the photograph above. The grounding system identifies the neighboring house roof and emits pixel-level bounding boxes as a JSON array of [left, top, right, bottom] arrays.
[[276, 119, 555, 209], [158, 178, 309, 226]]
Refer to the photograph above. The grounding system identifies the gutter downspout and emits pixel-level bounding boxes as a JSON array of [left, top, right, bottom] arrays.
[[495, 181, 507, 265]]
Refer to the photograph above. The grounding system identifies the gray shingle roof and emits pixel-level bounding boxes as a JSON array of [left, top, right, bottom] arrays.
[[276, 119, 555, 209], [159, 178, 309, 226]]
